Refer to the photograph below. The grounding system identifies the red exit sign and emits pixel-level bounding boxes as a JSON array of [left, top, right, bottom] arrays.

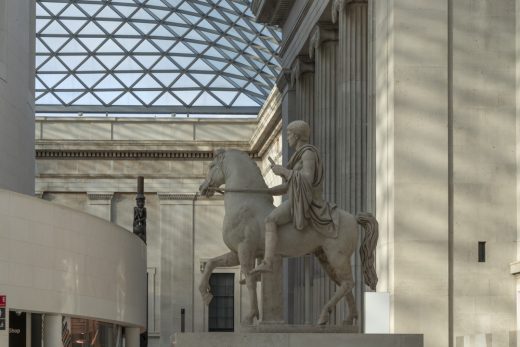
[[0, 296, 5, 307]]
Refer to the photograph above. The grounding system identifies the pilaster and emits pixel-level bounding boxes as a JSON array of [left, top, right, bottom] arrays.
[[290, 56, 315, 128]]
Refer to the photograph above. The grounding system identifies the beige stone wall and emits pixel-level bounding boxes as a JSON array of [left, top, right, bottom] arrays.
[[375, 0, 517, 346], [0, 0, 35, 195]]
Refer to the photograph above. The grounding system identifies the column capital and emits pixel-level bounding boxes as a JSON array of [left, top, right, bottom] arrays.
[[276, 69, 293, 92], [332, 0, 368, 24], [309, 25, 338, 59], [290, 56, 314, 87]]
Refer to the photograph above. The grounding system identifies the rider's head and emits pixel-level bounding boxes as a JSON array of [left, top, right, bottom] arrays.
[[287, 120, 310, 142]]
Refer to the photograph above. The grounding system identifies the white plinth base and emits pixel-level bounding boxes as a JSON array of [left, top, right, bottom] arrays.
[[174, 333, 423, 347]]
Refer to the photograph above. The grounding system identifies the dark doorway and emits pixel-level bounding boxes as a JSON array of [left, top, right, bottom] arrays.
[[9, 311, 26, 347], [208, 273, 234, 332]]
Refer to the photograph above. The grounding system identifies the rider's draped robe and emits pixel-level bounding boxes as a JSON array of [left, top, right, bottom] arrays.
[[286, 144, 338, 238]]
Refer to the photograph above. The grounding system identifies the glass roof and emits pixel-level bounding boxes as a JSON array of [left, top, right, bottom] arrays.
[[35, 0, 281, 116]]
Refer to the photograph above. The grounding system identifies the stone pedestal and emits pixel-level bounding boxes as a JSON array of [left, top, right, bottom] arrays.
[[175, 333, 423, 347]]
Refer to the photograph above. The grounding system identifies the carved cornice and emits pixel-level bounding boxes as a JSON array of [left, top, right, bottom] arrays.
[[290, 57, 315, 87], [36, 150, 215, 160], [87, 192, 114, 201], [309, 25, 339, 59], [332, 0, 368, 24], [158, 193, 198, 201]]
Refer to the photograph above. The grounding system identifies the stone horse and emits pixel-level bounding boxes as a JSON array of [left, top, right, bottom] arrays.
[[198, 149, 378, 325]]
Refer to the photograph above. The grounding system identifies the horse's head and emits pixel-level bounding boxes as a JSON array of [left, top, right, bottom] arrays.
[[199, 149, 226, 198]]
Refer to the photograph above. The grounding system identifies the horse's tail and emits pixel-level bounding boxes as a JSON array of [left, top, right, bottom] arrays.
[[356, 212, 379, 291]]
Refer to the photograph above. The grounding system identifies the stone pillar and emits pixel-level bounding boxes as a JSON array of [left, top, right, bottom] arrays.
[[43, 314, 61, 347], [86, 192, 114, 221], [125, 327, 141, 347], [309, 25, 339, 203], [332, 0, 369, 213], [291, 57, 315, 129]]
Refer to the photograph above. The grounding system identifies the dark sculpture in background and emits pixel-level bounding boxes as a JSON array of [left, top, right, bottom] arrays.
[[133, 176, 147, 243]]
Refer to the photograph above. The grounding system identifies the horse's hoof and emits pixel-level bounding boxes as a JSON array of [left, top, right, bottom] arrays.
[[241, 311, 259, 325], [202, 292, 214, 305], [317, 314, 329, 325], [345, 315, 358, 326], [239, 278, 246, 285]]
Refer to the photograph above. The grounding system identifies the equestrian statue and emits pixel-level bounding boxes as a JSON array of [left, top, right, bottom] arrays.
[[198, 120, 378, 326]]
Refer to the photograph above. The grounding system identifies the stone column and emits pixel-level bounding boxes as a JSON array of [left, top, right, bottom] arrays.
[[43, 314, 61, 347], [309, 25, 339, 203], [332, 0, 369, 213], [291, 57, 315, 130]]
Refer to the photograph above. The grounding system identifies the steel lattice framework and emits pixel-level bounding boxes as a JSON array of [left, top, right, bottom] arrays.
[[35, 0, 281, 115]]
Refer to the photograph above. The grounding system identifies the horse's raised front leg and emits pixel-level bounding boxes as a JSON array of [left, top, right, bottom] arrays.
[[199, 251, 239, 305], [238, 242, 259, 325]]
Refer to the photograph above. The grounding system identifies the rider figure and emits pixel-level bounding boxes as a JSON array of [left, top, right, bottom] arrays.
[[251, 120, 337, 274]]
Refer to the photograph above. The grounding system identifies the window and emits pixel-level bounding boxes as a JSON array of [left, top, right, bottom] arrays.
[[478, 241, 486, 262], [208, 273, 234, 332]]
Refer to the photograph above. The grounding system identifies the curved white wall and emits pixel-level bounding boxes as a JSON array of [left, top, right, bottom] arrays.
[[0, 189, 146, 328], [0, 0, 35, 195]]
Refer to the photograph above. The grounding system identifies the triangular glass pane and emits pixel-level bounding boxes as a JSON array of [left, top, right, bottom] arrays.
[[97, 40, 124, 53], [245, 83, 263, 95], [174, 57, 196, 69], [210, 76, 234, 88], [113, 92, 143, 106], [79, 4, 104, 16], [169, 42, 193, 54], [149, 8, 171, 20], [36, 40, 51, 53], [59, 5, 85, 18], [95, 20, 122, 33], [153, 39, 174, 52], [59, 19, 88, 34], [76, 57, 105, 71], [136, 23, 158, 35], [153, 92, 183, 106], [192, 2, 212, 14], [115, 23, 141, 37], [36, 55, 51, 69], [164, 12, 189, 25], [154, 57, 177, 70], [224, 64, 242, 76], [35, 78, 46, 90], [134, 74, 162, 89], [57, 91, 84, 104], [205, 47, 225, 60], [186, 42, 208, 54], [172, 74, 198, 88], [182, 14, 201, 25], [133, 91, 160, 105], [60, 40, 88, 54], [78, 37, 106, 51], [185, 30, 205, 41], [178, 2, 197, 14], [116, 56, 142, 71], [100, 55, 125, 70], [134, 40, 160, 53], [39, 57, 68, 72], [193, 91, 221, 106], [41, 20, 68, 35], [39, 73, 67, 88], [115, 73, 143, 87], [94, 91, 123, 104], [115, 38, 141, 51], [112, 5, 137, 18], [42, 37, 69, 51], [96, 75, 124, 89], [79, 22, 106, 35], [190, 59, 213, 71], [212, 91, 237, 105], [78, 73, 106, 87], [37, 93, 62, 104], [190, 73, 214, 86], [147, 0, 167, 7], [136, 55, 161, 69], [233, 92, 258, 106], [96, 6, 121, 19], [208, 59, 228, 70], [74, 92, 102, 105], [60, 55, 86, 70], [172, 90, 199, 105], [152, 72, 180, 86], [42, 2, 68, 15], [36, 18, 51, 33], [131, 9, 155, 21], [150, 25, 174, 38], [167, 25, 189, 37]]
